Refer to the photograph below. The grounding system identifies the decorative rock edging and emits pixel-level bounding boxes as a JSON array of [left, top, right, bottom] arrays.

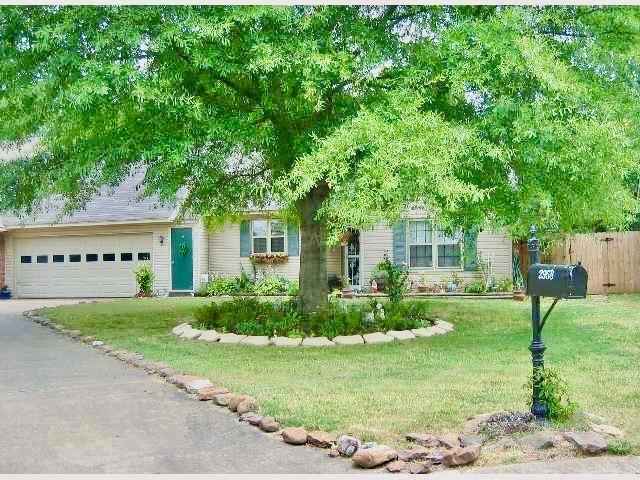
[[171, 319, 455, 347], [25, 309, 619, 473]]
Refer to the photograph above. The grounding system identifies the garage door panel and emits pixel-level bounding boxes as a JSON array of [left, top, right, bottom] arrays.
[[15, 233, 153, 298]]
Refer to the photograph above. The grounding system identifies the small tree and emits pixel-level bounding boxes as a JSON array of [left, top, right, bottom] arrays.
[[377, 255, 408, 303], [134, 264, 154, 297]]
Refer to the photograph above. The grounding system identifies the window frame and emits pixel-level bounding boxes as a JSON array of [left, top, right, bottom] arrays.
[[436, 229, 463, 268], [137, 252, 151, 261], [52, 254, 65, 263], [250, 219, 287, 254], [36, 255, 49, 264], [406, 219, 465, 270]]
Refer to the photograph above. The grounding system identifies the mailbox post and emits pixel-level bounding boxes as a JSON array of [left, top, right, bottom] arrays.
[[525, 226, 588, 420], [527, 227, 547, 419]]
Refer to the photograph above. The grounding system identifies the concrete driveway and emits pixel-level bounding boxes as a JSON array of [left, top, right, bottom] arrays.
[[0, 299, 353, 474]]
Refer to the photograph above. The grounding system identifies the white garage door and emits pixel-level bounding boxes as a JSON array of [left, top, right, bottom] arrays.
[[15, 233, 153, 298]]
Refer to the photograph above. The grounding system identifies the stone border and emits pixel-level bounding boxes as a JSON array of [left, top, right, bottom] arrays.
[[23, 309, 621, 473], [171, 320, 455, 347]]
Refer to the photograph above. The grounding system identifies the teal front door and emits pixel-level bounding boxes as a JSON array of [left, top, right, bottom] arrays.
[[171, 228, 193, 290]]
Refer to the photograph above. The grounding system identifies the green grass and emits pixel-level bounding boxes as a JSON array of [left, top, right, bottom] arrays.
[[42, 295, 640, 451]]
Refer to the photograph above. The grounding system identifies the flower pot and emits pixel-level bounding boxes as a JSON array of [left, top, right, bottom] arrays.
[[0, 290, 12, 300], [341, 289, 353, 299], [417, 286, 428, 293]]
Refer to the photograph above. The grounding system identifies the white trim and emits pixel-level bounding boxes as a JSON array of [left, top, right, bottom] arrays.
[[250, 219, 287, 255], [406, 219, 464, 271], [5, 218, 177, 230]]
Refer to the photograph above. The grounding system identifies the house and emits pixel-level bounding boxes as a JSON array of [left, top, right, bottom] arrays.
[[0, 177, 512, 298]]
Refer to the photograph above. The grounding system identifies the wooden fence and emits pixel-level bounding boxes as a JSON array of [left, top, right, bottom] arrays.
[[544, 231, 640, 294]]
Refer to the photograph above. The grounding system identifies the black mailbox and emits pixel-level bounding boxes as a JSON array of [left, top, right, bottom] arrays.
[[527, 264, 588, 299]]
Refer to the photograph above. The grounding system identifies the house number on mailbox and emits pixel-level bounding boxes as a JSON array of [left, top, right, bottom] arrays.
[[537, 269, 555, 280]]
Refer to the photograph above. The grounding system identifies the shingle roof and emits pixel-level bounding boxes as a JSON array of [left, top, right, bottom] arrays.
[[2, 169, 179, 228]]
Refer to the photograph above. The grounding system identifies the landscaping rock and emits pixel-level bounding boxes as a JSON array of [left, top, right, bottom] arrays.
[[411, 327, 438, 338], [584, 412, 608, 424], [438, 432, 460, 449], [213, 393, 233, 406], [333, 335, 365, 345], [237, 397, 258, 414], [259, 416, 280, 433], [398, 446, 431, 462], [406, 433, 440, 448], [563, 431, 608, 455], [519, 431, 557, 450], [442, 445, 481, 467], [428, 449, 445, 465], [196, 386, 229, 401], [81, 335, 96, 344], [462, 411, 509, 434], [91, 340, 104, 347], [219, 333, 247, 344], [435, 320, 454, 331], [409, 461, 433, 474], [307, 431, 337, 448], [591, 424, 624, 438], [301, 337, 335, 347], [97, 344, 114, 353], [228, 394, 250, 412], [337, 435, 361, 457], [68, 330, 82, 338], [429, 325, 448, 335], [168, 374, 202, 389], [481, 411, 535, 436], [198, 330, 221, 342], [184, 378, 214, 394], [386, 330, 416, 341], [118, 352, 144, 364], [239, 412, 262, 425], [271, 336, 302, 347], [180, 328, 202, 340], [158, 367, 178, 378], [171, 322, 190, 336], [386, 460, 409, 473], [328, 447, 340, 458], [459, 433, 484, 448], [363, 332, 394, 344], [282, 427, 308, 445], [352, 445, 398, 468], [240, 336, 270, 347]]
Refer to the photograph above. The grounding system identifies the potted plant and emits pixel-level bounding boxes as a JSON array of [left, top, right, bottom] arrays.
[[0, 285, 11, 300], [341, 275, 353, 298]]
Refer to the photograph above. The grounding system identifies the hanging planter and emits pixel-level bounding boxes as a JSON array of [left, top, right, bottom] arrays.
[[250, 252, 289, 265]]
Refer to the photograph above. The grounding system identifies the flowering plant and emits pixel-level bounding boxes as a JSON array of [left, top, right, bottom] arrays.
[[250, 252, 289, 265]]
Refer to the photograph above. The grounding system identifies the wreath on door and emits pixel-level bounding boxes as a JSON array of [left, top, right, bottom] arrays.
[[177, 240, 191, 258]]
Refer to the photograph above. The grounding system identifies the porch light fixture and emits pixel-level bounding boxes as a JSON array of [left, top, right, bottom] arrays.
[[159, 235, 165, 245]]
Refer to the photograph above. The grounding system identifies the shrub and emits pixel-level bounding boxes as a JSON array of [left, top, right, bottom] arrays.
[[525, 367, 577, 422], [607, 440, 632, 456], [253, 275, 289, 295], [494, 278, 514, 292], [465, 280, 487, 294], [287, 280, 300, 296], [207, 277, 240, 296], [134, 264, 154, 297], [376, 254, 408, 303]]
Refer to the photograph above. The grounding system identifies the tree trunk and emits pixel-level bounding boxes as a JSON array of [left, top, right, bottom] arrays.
[[298, 183, 329, 314]]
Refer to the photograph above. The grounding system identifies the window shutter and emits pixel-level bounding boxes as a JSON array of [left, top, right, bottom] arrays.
[[392, 221, 407, 266], [287, 222, 299, 256], [240, 220, 251, 257], [463, 228, 479, 271]]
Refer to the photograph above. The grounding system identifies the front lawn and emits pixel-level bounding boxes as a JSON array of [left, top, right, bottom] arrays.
[[42, 295, 640, 453]]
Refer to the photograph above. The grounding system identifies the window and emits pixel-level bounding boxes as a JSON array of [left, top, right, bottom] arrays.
[[408, 220, 433, 267], [36, 255, 48, 264], [103, 253, 116, 262], [86, 254, 98, 262], [437, 230, 462, 267], [121, 252, 133, 262], [252, 219, 286, 254], [69, 254, 81, 263], [53, 255, 65, 263], [20, 256, 32, 264], [138, 252, 151, 261]]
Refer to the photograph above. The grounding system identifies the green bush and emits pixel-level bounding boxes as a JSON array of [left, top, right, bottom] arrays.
[[207, 277, 241, 296], [465, 280, 487, 294], [134, 264, 154, 296], [525, 367, 578, 422], [253, 275, 289, 295], [494, 278, 514, 292], [203, 273, 296, 296], [194, 298, 436, 338], [376, 254, 408, 303], [287, 280, 300, 296], [607, 440, 632, 456]]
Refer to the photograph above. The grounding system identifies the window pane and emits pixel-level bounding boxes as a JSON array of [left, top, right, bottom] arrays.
[[253, 238, 267, 254], [409, 245, 432, 267], [20, 256, 32, 264], [138, 252, 151, 261], [121, 252, 133, 262], [438, 244, 461, 267], [53, 255, 65, 263], [270, 220, 285, 237], [438, 229, 461, 244], [271, 237, 285, 253], [252, 220, 268, 237], [36, 255, 48, 264], [86, 254, 98, 262], [103, 253, 116, 262], [69, 254, 81, 263], [409, 221, 431, 244]]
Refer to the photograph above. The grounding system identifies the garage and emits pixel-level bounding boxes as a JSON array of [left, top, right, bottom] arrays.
[[14, 233, 153, 298]]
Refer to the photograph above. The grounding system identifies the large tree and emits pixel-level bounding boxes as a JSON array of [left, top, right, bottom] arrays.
[[1, 6, 639, 312]]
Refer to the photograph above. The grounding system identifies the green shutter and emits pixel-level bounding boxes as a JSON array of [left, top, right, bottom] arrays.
[[240, 220, 251, 257], [287, 222, 299, 256], [463, 228, 479, 271], [392, 221, 407, 266]]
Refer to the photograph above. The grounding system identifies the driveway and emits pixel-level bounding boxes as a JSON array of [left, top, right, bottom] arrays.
[[0, 300, 353, 474]]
